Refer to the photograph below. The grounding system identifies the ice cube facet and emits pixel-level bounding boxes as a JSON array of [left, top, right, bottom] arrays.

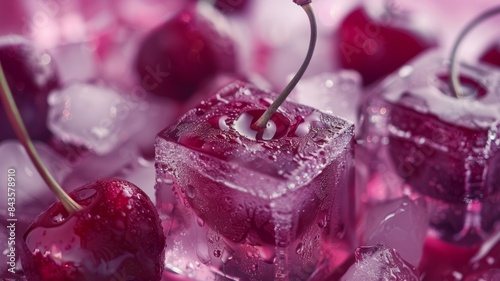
[[341, 244, 419, 281], [361, 196, 428, 266], [155, 81, 354, 280]]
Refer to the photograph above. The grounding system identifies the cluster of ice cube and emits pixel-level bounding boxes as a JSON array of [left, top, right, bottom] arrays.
[[1, 0, 500, 280]]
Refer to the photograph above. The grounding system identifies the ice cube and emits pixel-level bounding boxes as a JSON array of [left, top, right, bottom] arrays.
[[358, 51, 500, 244], [0, 140, 71, 226], [114, 155, 156, 201], [156, 81, 355, 280], [49, 42, 98, 84], [112, 0, 187, 30], [361, 196, 428, 266], [126, 94, 182, 157], [290, 71, 362, 126], [47, 82, 141, 155], [61, 141, 140, 192], [341, 244, 419, 281]]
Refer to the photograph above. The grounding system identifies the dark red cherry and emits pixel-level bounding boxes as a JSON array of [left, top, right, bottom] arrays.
[[336, 6, 436, 86], [0, 36, 59, 142], [479, 42, 500, 67], [214, 0, 249, 13], [20, 179, 166, 281], [135, 2, 237, 101]]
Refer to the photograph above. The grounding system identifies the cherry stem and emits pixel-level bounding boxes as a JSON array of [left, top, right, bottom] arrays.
[[253, 2, 317, 129], [0, 63, 82, 213], [449, 6, 500, 98]]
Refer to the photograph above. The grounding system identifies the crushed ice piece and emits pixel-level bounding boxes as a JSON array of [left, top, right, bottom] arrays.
[[341, 244, 419, 281], [48, 83, 141, 155]]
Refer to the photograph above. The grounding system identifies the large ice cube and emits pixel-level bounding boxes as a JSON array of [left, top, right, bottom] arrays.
[[341, 244, 419, 281], [358, 51, 500, 244], [156, 81, 355, 280]]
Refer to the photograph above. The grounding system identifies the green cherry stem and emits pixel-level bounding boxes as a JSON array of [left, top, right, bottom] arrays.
[[0, 63, 82, 213], [449, 6, 500, 98], [253, 2, 317, 129]]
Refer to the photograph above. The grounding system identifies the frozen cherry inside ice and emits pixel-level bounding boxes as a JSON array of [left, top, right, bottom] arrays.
[[158, 81, 353, 244], [358, 49, 500, 244], [156, 81, 354, 279], [214, 0, 249, 13], [0, 36, 59, 141], [135, 2, 237, 101], [388, 74, 492, 204], [336, 6, 436, 86], [21, 179, 166, 281], [479, 42, 500, 67]]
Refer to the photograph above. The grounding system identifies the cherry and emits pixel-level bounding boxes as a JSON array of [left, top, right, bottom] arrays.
[[0, 36, 59, 142], [135, 2, 237, 101], [214, 0, 249, 13], [479, 42, 500, 67], [20, 179, 166, 281], [336, 6, 436, 86]]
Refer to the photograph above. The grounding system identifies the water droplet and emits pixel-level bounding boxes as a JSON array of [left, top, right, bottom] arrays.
[[52, 213, 65, 223], [296, 243, 304, 255], [197, 217, 205, 227], [185, 185, 196, 199]]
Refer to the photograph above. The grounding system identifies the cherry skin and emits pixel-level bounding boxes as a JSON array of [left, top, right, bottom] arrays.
[[214, 0, 249, 13], [0, 36, 59, 142], [135, 2, 237, 101], [336, 6, 436, 86], [20, 179, 166, 281], [479, 42, 500, 67]]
